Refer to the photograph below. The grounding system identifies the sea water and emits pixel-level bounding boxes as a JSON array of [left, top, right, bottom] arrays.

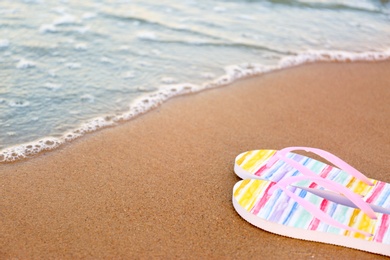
[[1, 0, 389, 162]]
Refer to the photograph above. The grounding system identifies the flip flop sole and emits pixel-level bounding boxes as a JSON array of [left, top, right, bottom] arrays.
[[232, 179, 390, 256]]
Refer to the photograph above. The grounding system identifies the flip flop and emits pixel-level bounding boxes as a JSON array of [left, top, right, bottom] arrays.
[[232, 176, 390, 256], [234, 147, 390, 204]]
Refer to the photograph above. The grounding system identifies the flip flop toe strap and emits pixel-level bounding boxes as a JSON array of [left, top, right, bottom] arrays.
[[268, 175, 377, 237], [266, 147, 374, 186]]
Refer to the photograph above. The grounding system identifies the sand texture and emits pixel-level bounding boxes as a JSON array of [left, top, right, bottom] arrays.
[[1, 61, 390, 259]]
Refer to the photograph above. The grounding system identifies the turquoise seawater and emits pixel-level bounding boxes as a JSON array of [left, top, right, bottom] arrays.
[[1, 0, 390, 161]]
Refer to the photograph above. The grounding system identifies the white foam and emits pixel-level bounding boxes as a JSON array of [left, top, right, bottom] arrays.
[[8, 100, 30, 107], [48, 69, 57, 77], [52, 6, 68, 14], [53, 14, 77, 26], [119, 45, 130, 51], [278, 49, 390, 68], [161, 77, 178, 84], [122, 71, 135, 79], [0, 137, 61, 162], [0, 39, 10, 49], [16, 59, 36, 69], [237, 15, 255, 21], [296, 0, 379, 12], [65, 62, 81, 69], [137, 86, 157, 92], [24, 0, 44, 3], [82, 12, 97, 20], [74, 43, 88, 50], [100, 57, 114, 63], [80, 94, 95, 103], [39, 24, 57, 33], [44, 82, 62, 90], [137, 31, 157, 40], [1, 49, 389, 163], [151, 49, 161, 55], [0, 9, 16, 15], [74, 26, 90, 34], [200, 72, 216, 79], [213, 6, 227, 13]]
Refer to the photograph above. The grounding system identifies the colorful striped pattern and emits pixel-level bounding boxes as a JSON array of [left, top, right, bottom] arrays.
[[233, 179, 390, 244], [236, 150, 390, 208]]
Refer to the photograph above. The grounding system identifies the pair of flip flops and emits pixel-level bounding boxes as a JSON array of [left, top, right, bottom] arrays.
[[232, 147, 390, 256]]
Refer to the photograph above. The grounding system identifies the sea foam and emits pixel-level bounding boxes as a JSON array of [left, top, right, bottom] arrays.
[[1, 49, 390, 163], [8, 100, 31, 107], [0, 39, 10, 49], [137, 31, 158, 40], [39, 24, 58, 33], [53, 14, 78, 26], [16, 59, 37, 69]]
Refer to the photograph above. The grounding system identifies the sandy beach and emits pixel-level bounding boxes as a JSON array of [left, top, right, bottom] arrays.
[[1, 61, 390, 259]]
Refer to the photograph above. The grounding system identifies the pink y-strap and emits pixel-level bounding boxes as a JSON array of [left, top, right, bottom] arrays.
[[268, 175, 376, 237], [266, 147, 374, 186]]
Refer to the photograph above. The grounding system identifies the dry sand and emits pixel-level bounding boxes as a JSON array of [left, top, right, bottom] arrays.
[[1, 61, 390, 259]]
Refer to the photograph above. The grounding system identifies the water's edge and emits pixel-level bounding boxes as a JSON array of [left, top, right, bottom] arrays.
[[1, 49, 389, 163]]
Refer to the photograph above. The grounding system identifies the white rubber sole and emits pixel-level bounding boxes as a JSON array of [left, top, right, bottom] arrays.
[[232, 183, 390, 257]]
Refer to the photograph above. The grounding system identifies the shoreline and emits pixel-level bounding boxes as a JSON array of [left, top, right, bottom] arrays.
[[1, 61, 390, 258], [2, 49, 390, 163]]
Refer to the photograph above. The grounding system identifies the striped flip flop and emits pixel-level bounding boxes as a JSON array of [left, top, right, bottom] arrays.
[[234, 147, 390, 208], [232, 176, 390, 256]]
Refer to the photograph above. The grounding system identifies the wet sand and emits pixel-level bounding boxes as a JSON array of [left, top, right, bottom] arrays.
[[1, 61, 390, 259]]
